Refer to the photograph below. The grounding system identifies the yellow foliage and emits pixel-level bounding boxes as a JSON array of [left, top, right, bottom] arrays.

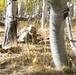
[[47, 66, 51, 69], [32, 57, 39, 64], [0, 7, 5, 11], [0, 0, 6, 11]]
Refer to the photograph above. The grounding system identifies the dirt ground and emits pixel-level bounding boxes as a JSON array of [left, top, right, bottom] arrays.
[[0, 21, 76, 75]]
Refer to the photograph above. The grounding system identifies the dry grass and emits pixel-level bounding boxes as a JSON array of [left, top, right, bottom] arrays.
[[0, 21, 76, 75]]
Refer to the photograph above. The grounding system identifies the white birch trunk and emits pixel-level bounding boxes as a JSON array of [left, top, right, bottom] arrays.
[[18, 0, 22, 17], [66, 17, 76, 54], [41, 0, 45, 29], [41, 0, 48, 29], [73, 0, 76, 17], [50, 0, 68, 70], [2, 0, 17, 49]]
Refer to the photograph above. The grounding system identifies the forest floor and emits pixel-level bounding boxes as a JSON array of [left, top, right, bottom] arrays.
[[0, 21, 76, 75]]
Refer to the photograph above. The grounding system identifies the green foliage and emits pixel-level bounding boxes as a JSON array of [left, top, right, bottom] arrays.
[[19, 0, 42, 15], [23, 0, 35, 14]]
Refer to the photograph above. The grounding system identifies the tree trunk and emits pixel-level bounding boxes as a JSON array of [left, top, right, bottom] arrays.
[[73, 0, 76, 18], [41, 0, 48, 29], [18, 0, 22, 17], [66, 16, 76, 54], [2, 0, 17, 49], [41, 0, 47, 29], [49, 0, 68, 70]]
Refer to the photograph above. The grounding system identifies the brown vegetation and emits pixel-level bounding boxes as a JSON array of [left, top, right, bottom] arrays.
[[0, 21, 76, 75]]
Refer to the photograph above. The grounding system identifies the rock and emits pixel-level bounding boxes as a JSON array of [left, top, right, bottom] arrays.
[[27, 25, 36, 33], [18, 32, 28, 43], [17, 25, 37, 43], [17, 27, 27, 36]]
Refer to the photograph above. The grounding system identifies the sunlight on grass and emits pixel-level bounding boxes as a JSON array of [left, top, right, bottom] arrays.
[[0, 21, 76, 75]]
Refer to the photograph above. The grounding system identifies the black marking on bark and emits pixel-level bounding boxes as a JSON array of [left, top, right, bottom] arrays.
[[63, 7, 69, 19], [9, 2, 11, 5]]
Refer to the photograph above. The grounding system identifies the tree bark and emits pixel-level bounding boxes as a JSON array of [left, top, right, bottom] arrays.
[[73, 0, 76, 18], [18, 0, 22, 17], [49, 0, 69, 70], [66, 16, 76, 54], [2, 0, 17, 49], [41, 0, 47, 29]]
